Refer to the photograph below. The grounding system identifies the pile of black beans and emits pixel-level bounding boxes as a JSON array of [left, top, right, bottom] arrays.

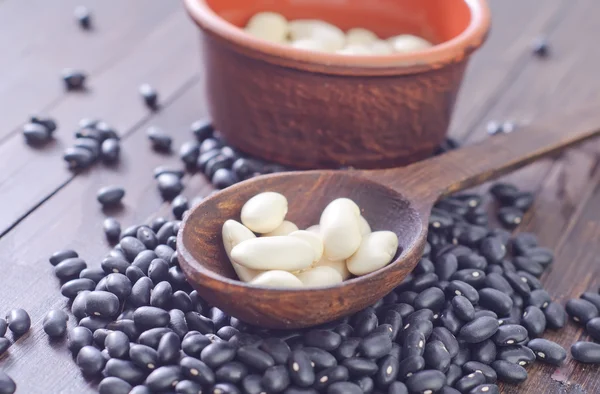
[[62, 119, 121, 170], [12, 179, 589, 394]]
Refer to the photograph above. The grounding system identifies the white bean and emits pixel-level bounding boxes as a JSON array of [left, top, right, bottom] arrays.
[[315, 257, 351, 280], [306, 224, 321, 234], [320, 199, 362, 260], [388, 34, 433, 53], [289, 230, 323, 262], [369, 40, 394, 55], [250, 270, 304, 288], [347, 231, 399, 276], [222, 220, 261, 282], [244, 12, 289, 44], [263, 220, 299, 236], [291, 39, 330, 52], [358, 215, 372, 236], [288, 20, 345, 52], [241, 192, 288, 233], [296, 266, 343, 287], [231, 236, 315, 271], [336, 45, 371, 55], [346, 28, 379, 45]]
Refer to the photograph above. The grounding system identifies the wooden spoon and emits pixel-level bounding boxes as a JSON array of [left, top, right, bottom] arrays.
[[178, 106, 600, 329]]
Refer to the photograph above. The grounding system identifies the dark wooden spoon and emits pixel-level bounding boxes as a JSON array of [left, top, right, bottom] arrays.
[[178, 106, 600, 329]]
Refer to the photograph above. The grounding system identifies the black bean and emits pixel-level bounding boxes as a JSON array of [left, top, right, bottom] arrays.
[[327, 381, 361, 394], [413, 288, 445, 312], [258, 338, 291, 365], [50, 249, 79, 266], [241, 375, 266, 394], [313, 365, 348, 390], [185, 311, 214, 334], [104, 331, 130, 359], [526, 338, 566, 365], [70, 290, 89, 321], [147, 126, 172, 151], [79, 315, 110, 331], [261, 365, 291, 392], [356, 330, 391, 360], [490, 359, 527, 385], [100, 138, 120, 163], [0, 319, 6, 337], [145, 365, 182, 391], [478, 288, 513, 316], [479, 237, 506, 264], [303, 330, 341, 351], [173, 379, 202, 394], [135, 328, 170, 350], [527, 289, 551, 310], [462, 361, 497, 384], [444, 364, 462, 387], [155, 331, 180, 365], [299, 347, 335, 370], [521, 306, 546, 337], [459, 316, 498, 344], [496, 345, 536, 366], [60, 277, 95, 299], [41, 309, 68, 338], [149, 281, 172, 310], [286, 350, 315, 387], [168, 265, 189, 291], [100, 218, 122, 243], [423, 340, 451, 373], [341, 357, 377, 378], [132, 251, 157, 274], [101, 257, 130, 275], [155, 244, 175, 262], [212, 168, 239, 189], [397, 356, 423, 382], [134, 306, 170, 330], [129, 277, 153, 308], [571, 341, 600, 364], [103, 358, 146, 385], [513, 256, 544, 277], [451, 295, 475, 322], [334, 338, 360, 361], [485, 274, 515, 296], [157, 173, 184, 200], [457, 254, 488, 271], [405, 369, 445, 393], [54, 257, 87, 281], [0, 338, 9, 356], [106, 319, 139, 342], [148, 258, 170, 284], [411, 273, 440, 293], [83, 290, 120, 319], [402, 330, 425, 359], [30, 114, 57, 134], [95, 186, 125, 207], [120, 237, 147, 262], [234, 346, 273, 372], [492, 324, 528, 347], [23, 121, 53, 145], [5, 308, 30, 336], [434, 253, 458, 281], [211, 382, 241, 394], [455, 371, 486, 393], [196, 341, 236, 369], [542, 302, 565, 329], [190, 119, 213, 142], [98, 377, 132, 394], [503, 271, 531, 296], [440, 309, 463, 335], [125, 266, 145, 284], [352, 376, 373, 393], [139, 84, 159, 109], [129, 344, 159, 373], [76, 345, 106, 376], [446, 281, 479, 304], [585, 317, 600, 342], [430, 327, 459, 358], [469, 339, 496, 365], [566, 298, 598, 324]]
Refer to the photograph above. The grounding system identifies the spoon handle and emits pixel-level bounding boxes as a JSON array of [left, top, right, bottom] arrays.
[[374, 104, 600, 212]]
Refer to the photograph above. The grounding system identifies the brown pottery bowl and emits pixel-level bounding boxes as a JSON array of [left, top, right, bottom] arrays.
[[184, 0, 491, 169]]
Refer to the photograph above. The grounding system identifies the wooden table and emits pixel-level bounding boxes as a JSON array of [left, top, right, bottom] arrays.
[[0, 0, 598, 392]]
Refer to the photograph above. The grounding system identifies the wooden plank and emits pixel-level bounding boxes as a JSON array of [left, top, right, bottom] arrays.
[[0, 8, 200, 235], [449, 0, 568, 138], [0, 82, 209, 394], [0, 0, 178, 141]]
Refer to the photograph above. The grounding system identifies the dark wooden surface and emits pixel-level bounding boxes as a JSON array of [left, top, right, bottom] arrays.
[[0, 0, 598, 392]]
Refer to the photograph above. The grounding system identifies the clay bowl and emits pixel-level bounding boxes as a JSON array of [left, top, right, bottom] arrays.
[[183, 0, 491, 169]]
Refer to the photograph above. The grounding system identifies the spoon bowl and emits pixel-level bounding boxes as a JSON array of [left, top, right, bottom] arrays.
[[178, 171, 426, 328], [178, 105, 600, 328]]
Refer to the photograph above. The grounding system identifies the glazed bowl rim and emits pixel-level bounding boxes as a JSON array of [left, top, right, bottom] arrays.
[[183, 0, 491, 75]]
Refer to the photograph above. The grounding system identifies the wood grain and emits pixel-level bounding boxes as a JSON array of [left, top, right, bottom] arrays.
[[0, 8, 200, 235]]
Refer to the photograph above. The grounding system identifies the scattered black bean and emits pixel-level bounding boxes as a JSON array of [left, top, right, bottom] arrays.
[[459, 316, 499, 343], [496, 345, 536, 366], [68, 326, 93, 355], [145, 365, 182, 391], [566, 298, 599, 324], [43, 309, 68, 337], [99, 377, 132, 394], [134, 306, 170, 330], [23, 122, 52, 145], [527, 338, 566, 365], [478, 288, 513, 316], [470, 339, 497, 365], [492, 324, 528, 346], [157, 173, 184, 200], [77, 345, 106, 376], [532, 37, 549, 57], [6, 309, 30, 336], [62, 68, 86, 90], [61, 278, 96, 299], [521, 306, 546, 337], [139, 84, 159, 110], [571, 341, 600, 364]]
